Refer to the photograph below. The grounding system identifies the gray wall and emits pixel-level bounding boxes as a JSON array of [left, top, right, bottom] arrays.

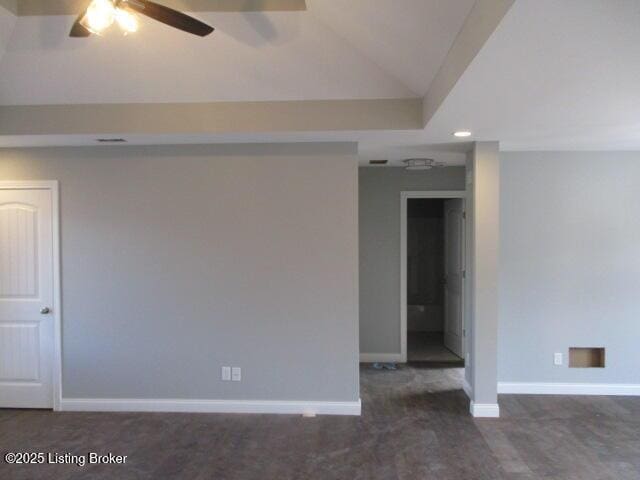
[[0, 143, 360, 402], [499, 151, 640, 385], [359, 167, 465, 355]]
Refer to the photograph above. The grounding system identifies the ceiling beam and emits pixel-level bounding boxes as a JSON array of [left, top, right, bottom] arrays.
[[422, 0, 514, 128], [17, 0, 307, 16], [0, 98, 422, 137]]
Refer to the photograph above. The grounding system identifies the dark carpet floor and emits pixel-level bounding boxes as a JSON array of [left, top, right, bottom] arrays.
[[1, 364, 639, 479]]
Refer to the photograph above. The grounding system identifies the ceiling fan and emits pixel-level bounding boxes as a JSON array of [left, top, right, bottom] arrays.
[[70, 0, 215, 37]]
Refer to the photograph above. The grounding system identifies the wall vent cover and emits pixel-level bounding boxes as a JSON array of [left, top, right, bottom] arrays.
[[369, 160, 388, 165], [96, 138, 127, 143]]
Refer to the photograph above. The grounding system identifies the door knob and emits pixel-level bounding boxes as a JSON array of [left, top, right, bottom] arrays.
[[40, 307, 51, 315]]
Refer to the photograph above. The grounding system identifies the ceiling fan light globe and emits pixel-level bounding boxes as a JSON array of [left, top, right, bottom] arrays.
[[81, 0, 116, 34], [115, 8, 139, 34]]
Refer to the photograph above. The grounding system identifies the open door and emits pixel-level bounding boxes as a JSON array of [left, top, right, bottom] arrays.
[[444, 199, 465, 358]]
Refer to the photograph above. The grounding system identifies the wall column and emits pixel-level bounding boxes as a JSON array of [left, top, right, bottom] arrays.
[[467, 141, 500, 417]]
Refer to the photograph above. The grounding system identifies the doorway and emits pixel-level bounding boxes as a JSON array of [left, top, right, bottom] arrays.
[[0, 181, 61, 409], [401, 191, 465, 365]]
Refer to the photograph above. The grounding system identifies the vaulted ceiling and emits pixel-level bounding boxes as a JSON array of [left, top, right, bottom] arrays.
[[0, 4, 16, 61], [0, 0, 638, 161], [0, 0, 475, 104]]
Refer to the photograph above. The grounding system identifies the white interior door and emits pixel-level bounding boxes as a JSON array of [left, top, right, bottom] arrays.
[[444, 199, 465, 358], [0, 188, 54, 409]]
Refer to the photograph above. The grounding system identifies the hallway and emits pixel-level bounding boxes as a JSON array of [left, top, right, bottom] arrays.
[[407, 332, 463, 364]]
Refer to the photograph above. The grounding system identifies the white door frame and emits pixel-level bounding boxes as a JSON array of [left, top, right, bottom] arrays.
[[400, 191, 466, 362], [0, 181, 61, 410]]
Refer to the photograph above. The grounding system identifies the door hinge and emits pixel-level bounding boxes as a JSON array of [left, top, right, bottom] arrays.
[[462, 211, 467, 219], [463, 329, 466, 337], [462, 270, 467, 279]]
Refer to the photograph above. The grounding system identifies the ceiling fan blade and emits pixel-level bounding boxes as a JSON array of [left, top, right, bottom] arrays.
[[69, 10, 91, 37], [126, 0, 214, 37]]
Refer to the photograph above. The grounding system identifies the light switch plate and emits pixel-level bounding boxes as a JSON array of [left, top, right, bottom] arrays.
[[554, 353, 563, 366], [232, 367, 242, 382], [221, 366, 231, 381]]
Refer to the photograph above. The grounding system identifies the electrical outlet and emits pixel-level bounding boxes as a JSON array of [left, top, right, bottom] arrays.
[[232, 367, 242, 382], [221, 366, 231, 381], [554, 353, 563, 366]]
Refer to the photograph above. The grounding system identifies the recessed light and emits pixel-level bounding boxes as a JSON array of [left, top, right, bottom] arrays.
[[453, 131, 472, 138]]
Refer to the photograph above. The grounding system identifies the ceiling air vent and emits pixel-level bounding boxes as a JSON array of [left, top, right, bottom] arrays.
[[96, 138, 127, 143], [369, 160, 388, 165]]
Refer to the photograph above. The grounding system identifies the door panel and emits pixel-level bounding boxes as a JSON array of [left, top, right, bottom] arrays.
[[444, 199, 464, 358], [0, 189, 54, 409], [0, 323, 40, 381], [0, 204, 39, 298]]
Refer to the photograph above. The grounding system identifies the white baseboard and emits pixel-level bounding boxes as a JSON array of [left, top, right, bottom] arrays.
[[60, 398, 361, 416], [470, 401, 500, 418], [462, 378, 473, 400], [359, 353, 404, 363], [498, 382, 640, 396]]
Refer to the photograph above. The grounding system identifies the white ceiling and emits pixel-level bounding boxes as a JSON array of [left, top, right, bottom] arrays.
[[0, 0, 474, 105], [422, 0, 640, 151], [0, 130, 471, 166], [1, 0, 639, 160], [307, 0, 475, 96]]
